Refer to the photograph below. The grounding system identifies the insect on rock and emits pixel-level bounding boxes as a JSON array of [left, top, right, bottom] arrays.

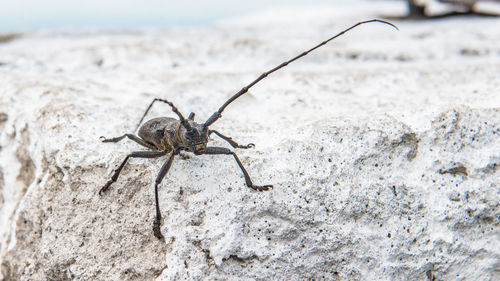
[[99, 19, 398, 240]]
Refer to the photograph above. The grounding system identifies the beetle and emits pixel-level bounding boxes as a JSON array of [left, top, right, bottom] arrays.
[[99, 19, 398, 240]]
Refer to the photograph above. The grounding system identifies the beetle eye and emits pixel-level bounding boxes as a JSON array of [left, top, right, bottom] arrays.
[[186, 128, 197, 137]]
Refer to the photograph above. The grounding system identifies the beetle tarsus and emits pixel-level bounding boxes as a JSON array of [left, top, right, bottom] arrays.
[[251, 184, 273, 192], [100, 136, 122, 142], [99, 181, 113, 196], [153, 219, 164, 240], [209, 129, 256, 149], [242, 143, 255, 149]]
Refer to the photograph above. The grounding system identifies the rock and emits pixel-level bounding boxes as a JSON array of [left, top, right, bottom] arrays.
[[0, 4, 499, 280]]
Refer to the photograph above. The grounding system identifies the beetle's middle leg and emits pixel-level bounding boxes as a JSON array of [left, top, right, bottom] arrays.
[[203, 146, 272, 191], [99, 150, 167, 195], [100, 134, 156, 150], [209, 130, 255, 149]]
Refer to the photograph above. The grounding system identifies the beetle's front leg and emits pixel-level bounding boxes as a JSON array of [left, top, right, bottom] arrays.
[[203, 146, 272, 191], [152, 152, 175, 240], [209, 130, 255, 149], [100, 134, 156, 150]]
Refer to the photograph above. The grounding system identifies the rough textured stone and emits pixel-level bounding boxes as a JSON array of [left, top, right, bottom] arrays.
[[1, 3, 499, 281]]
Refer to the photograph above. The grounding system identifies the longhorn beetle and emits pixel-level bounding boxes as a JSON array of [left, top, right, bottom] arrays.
[[99, 19, 398, 240]]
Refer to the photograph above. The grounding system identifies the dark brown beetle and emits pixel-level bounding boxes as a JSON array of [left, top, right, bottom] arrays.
[[99, 19, 398, 240]]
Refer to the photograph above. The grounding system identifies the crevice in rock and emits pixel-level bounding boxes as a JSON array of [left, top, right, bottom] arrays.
[[439, 164, 468, 177], [391, 132, 419, 161], [153, 264, 168, 279], [223, 254, 259, 264], [191, 240, 214, 268], [15, 125, 36, 197], [1, 124, 42, 280], [426, 269, 436, 281]]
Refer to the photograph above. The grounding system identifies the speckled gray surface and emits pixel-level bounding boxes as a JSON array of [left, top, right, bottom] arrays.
[[1, 2, 499, 280]]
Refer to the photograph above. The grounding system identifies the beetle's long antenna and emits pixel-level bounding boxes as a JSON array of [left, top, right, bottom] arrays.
[[202, 19, 398, 130], [136, 98, 193, 132]]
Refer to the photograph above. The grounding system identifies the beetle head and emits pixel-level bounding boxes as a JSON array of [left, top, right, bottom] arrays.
[[182, 120, 208, 155]]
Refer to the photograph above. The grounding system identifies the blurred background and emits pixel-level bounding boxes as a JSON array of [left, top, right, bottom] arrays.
[[0, 0, 343, 32], [1, 0, 498, 33]]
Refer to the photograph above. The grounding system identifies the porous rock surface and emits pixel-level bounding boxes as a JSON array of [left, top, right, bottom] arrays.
[[0, 3, 499, 281]]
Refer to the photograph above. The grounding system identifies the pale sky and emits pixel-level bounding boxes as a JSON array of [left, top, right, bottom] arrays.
[[0, 0, 344, 32]]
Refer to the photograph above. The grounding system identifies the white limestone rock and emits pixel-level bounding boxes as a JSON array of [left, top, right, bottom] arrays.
[[0, 3, 499, 280]]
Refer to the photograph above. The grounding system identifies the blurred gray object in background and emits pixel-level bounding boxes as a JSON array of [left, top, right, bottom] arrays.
[[406, 0, 500, 17]]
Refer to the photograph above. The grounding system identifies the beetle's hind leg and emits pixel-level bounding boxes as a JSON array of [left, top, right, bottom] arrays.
[[203, 146, 272, 191], [100, 134, 156, 150], [99, 150, 167, 195], [209, 130, 255, 149]]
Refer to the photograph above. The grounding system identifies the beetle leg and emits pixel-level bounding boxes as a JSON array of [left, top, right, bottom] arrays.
[[203, 146, 272, 191], [99, 150, 167, 195], [100, 134, 156, 150], [209, 130, 255, 149], [152, 152, 175, 240], [178, 151, 191, 160], [135, 98, 190, 132]]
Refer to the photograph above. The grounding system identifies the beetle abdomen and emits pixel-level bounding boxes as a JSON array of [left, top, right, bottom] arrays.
[[138, 117, 179, 151]]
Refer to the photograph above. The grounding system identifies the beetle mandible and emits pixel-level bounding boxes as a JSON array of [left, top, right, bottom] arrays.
[[99, 19, 398, 240]]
